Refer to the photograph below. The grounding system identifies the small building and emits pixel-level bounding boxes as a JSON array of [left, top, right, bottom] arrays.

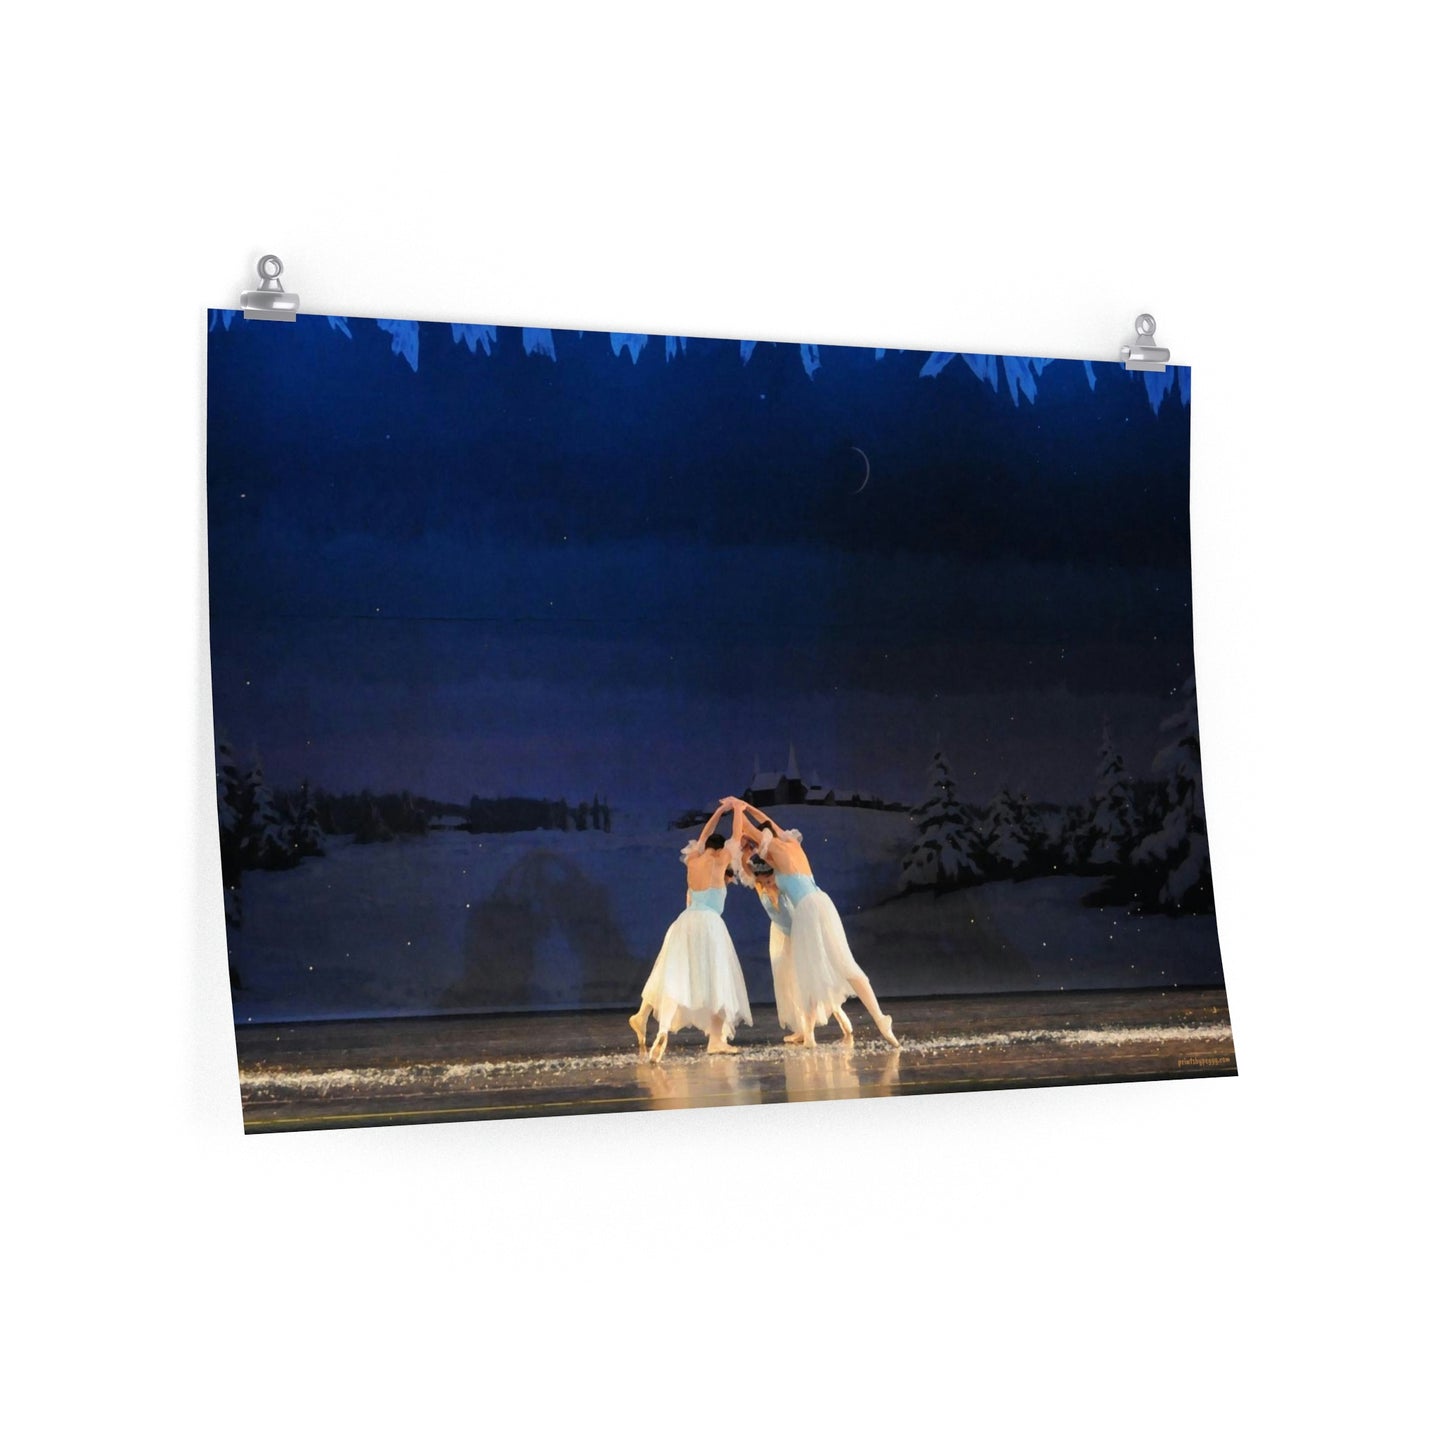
[[745, 770, 787, 806], [744, 744, 840, 807]]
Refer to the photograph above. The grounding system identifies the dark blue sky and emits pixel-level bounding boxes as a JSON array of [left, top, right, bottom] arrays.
[[207, 314, 1195, 816]]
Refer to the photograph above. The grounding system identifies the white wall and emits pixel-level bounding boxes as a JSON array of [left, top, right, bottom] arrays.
[[4, 4, 1435, 1441]]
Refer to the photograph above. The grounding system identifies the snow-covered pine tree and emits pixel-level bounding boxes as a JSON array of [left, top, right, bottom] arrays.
[[1132, 678, 1213, 912], [1132, 776, 1168, 845], [1083, 723, 1136, 868], [216, 736, 241, 835], [979, 788, 1030, 877], [353, 792, 394, 844], [1061, 800, 1089, 869], [395, 790, 429, 835], [288, 780, 326, 860], [215, 734, 245, 927], [311, 787, 336, 836], [238, 756, 292, 868], [1014, 793, 1050, 875], [900, 749, 977, 893]]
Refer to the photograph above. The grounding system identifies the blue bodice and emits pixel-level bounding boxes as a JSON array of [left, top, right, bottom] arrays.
[[759, 890, 793, 934], [775, 873, 818, 906], [687, 886, 726, 915]]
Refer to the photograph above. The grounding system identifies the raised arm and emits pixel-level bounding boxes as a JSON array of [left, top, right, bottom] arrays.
[[741, 802, 781, 835], [730, 800, 764, 845], [695, 802, 728, 847]]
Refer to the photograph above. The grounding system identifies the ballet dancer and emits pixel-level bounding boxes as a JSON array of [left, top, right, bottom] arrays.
[[743, 854, 853, 1045], [727, 798, 899, 1048], [630, 803, 752, 1062]]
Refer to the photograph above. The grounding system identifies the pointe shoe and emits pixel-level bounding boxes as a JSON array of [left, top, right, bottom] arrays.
[[879, 1015, 900, 1049], [649, 1033, 669, 1063], [628, 1012, 648, 1050]]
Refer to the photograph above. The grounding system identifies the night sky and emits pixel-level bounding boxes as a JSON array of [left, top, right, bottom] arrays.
[[207, 314, 1195, 819]]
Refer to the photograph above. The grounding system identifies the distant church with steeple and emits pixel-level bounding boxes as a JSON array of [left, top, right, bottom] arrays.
[[744, 743, 836, 808]]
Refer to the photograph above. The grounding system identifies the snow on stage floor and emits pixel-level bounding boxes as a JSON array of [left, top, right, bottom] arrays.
[[236, 987, 1235, 1133]]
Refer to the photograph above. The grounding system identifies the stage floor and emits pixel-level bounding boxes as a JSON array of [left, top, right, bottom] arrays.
[[234, 987, 1235, 1133]]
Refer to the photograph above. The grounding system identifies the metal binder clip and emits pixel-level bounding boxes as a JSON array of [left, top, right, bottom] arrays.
[[1121, 314, 1169, 371], [241, 255, 299, 322]]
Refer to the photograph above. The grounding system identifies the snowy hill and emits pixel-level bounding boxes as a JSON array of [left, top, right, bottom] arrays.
[[225, 804, 1223, 1023]]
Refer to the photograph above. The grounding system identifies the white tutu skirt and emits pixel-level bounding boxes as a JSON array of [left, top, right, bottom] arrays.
[[769, 924, 807, 1034], [641, 908, 752, 1039], [785, 888, 866, 1031]]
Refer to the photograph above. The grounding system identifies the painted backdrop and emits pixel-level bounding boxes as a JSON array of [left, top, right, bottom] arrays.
[[208, 313, 1219, 1023]]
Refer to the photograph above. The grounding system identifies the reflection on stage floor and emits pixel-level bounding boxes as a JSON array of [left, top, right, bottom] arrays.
[[236, 988, 1235, 1133]]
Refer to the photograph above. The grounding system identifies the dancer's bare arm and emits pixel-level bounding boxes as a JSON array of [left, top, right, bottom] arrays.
[[729, 799, 807, 870], [740, 802, 781, 835], [729, 800, 765, 845], [695, 803, 727, 847]]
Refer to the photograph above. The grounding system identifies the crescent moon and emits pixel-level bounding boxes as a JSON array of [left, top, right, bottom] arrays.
[[849, 446, 871, 494]]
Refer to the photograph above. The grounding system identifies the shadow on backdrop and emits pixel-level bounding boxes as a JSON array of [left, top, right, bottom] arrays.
[[444, 851, 645, 1010]]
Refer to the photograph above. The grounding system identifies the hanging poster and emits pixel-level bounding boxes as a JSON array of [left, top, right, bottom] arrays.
[[207, 311, 1230, 1133]]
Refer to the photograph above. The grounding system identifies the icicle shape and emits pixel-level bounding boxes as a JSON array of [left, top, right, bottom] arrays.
[[451, 324, 497, 356], [961, 354, 998, 389], [214, 310, 1196, 420], [376, 318, 420, 372], [610, 332, 648, 364], [921, 351, 1131, 410], [1142, 366, 1177, 415], [1001, 356, 1043, 405]]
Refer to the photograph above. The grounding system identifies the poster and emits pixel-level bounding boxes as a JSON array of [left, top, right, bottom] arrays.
[[207, 312, 1230, 1132]]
